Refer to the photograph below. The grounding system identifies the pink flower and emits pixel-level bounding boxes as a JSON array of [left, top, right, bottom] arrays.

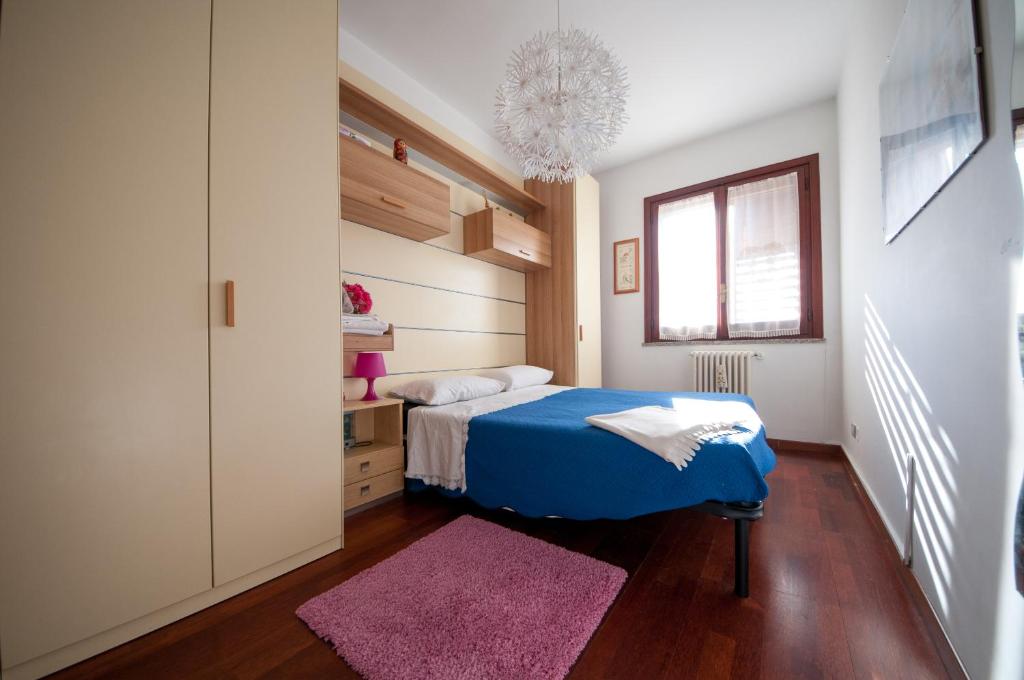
[[343, 283, 373, 314]]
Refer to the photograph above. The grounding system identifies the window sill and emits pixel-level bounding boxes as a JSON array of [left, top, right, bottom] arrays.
[[642, 337, 826, 347]]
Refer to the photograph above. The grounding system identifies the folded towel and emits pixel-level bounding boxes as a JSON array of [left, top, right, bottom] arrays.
[[343, 314, 388, 332], [343, 327, 386, 336], [585, 398, 761, 470]]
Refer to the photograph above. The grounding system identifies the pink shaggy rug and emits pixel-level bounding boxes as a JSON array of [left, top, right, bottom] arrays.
[[296, 515, 627, 680]]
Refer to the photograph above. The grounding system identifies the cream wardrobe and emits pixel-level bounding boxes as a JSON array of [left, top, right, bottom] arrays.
[[0, 1, 340, 678]]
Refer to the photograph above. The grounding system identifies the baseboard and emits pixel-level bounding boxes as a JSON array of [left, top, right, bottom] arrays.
[[1, 536, 342, 680], [767, 438, 844, 457], [835, 446, 968, 680]]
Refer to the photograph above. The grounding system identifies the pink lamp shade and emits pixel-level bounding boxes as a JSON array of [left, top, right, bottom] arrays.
[[353, 352, 387, 401]]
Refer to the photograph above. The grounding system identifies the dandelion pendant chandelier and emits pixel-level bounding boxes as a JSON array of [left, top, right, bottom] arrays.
[[495, 1, 628, 183]]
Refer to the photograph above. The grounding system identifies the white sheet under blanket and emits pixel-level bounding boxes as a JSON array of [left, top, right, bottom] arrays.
[[405, 384, 570, 492]]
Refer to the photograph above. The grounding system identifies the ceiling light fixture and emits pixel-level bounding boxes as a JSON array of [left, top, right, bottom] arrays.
[[495, 0, 628, 183]]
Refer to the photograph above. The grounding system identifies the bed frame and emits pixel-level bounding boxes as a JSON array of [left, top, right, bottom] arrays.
[[402, 402, 765, 598], [693, 500, 764, 598]]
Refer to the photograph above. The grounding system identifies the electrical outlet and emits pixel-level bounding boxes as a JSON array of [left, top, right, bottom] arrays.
[[850, 422, 858, 439]]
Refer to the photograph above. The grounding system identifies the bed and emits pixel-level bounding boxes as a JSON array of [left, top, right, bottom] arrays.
[[404, 385, 776, 597]]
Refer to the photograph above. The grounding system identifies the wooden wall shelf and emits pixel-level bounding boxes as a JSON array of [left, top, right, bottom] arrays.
[[343, 324, 394, 352], [340, 77, 545, 215], [464, 207, 551, 272]]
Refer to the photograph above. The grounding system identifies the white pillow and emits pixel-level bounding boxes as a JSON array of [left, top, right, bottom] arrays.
[[389, 375, 505, 405], [478, 365, 554, 391]]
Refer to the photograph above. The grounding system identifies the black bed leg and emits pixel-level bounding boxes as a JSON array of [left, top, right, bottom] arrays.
[[734, 518, 750, 598]]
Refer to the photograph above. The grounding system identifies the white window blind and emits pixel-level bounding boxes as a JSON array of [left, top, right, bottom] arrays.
[[726, 172, 802, 338], [657, 191, 718, 340]]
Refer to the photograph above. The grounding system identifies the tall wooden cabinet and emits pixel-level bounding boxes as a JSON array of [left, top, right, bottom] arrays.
[[0, 1, 340, 677], [525, 176, 603, 387]]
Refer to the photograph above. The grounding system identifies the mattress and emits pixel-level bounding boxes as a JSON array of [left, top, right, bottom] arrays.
[[406, 386, 776, 520]]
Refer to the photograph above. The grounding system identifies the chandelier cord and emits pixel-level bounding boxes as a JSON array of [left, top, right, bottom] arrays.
[[556, 0, 562, 93]]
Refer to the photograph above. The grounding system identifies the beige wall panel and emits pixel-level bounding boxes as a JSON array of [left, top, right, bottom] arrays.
[[0, 0, 214, 668], [343, 274, 525, 334], [424, 212, 466, 253], [209, 0, 342, 586], [575, 176, 603, 387], [343, 331, 525, 399], [342, 221, 525, 303], [379, 330, 524, 375]]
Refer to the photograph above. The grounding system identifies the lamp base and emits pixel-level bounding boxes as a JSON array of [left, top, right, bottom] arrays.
[[362, 377, 379, 401]]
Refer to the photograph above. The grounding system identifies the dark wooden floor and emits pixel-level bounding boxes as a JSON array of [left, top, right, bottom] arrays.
[[51, 448, 962, 679]]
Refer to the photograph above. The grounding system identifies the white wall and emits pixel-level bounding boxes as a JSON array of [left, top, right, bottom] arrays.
[[837, 0, 1024, 677], [596, 99, 842, 443]]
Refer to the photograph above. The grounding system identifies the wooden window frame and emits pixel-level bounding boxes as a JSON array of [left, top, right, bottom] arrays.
[[643, 154, 824, 343]]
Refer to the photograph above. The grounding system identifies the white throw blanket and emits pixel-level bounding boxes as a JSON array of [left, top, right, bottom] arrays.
[[585, 398, 762, 470], [406, 385, 570, 491]]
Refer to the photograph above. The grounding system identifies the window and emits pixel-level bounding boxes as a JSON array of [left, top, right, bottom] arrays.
[[644, 155, 823, 342]]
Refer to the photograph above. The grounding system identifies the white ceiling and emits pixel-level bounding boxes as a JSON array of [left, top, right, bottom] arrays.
[[339, 0, 849, 174]]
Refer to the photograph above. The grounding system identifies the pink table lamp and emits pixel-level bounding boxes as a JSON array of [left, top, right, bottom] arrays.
[[353, 352, 387, 401]]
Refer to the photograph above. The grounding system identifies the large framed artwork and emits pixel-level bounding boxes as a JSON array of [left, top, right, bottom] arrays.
[[879, 0, 985, 243]]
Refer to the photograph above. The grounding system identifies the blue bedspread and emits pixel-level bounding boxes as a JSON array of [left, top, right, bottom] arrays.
[[413, 387, 776, 520]]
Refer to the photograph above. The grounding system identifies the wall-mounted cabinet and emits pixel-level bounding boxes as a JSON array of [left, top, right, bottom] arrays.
[[340, 135, 450, 241], [463, 207, 552, 272]]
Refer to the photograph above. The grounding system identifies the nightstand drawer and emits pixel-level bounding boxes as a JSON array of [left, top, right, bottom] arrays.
[[344, 443, 403, 485], [344, 469, 404, 511]]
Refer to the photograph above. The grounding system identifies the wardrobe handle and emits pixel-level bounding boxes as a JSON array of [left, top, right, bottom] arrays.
[[579, 324, 583, 342], [379, 195, 407, 209], [225, 280, 235, 327], [518, 249, 531, 257]]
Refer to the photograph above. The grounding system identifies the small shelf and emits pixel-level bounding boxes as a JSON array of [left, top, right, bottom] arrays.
[[343, 396, 403, 413], [343, 324, 394, 352]]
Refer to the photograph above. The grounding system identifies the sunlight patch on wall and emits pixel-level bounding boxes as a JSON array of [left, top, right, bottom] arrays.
[[863, 295, 959, 616]]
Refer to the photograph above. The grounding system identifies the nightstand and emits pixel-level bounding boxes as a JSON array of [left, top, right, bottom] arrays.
[[342, 397, 404, 514]]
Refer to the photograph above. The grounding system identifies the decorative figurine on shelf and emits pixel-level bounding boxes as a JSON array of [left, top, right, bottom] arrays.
[[353, 352, 387, 401], [342, 282, 373, 314], [393, 137, 408, 164]]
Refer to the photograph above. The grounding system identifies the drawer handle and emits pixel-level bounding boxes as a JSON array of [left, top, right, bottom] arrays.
[[360, 461, 370, 473], [518, 249, 531, 257], [360, 484, 371, 496], [380, 195, 407, 209]]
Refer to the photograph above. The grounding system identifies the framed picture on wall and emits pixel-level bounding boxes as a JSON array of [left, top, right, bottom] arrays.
[[878, 0, 985, 243], [613, 238, 640, 294]]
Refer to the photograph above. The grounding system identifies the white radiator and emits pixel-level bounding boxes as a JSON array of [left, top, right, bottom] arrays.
[[690, 351, 759, 395]]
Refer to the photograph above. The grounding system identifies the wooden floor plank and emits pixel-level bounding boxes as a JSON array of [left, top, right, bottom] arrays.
[[48, 449, 959, 680]]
